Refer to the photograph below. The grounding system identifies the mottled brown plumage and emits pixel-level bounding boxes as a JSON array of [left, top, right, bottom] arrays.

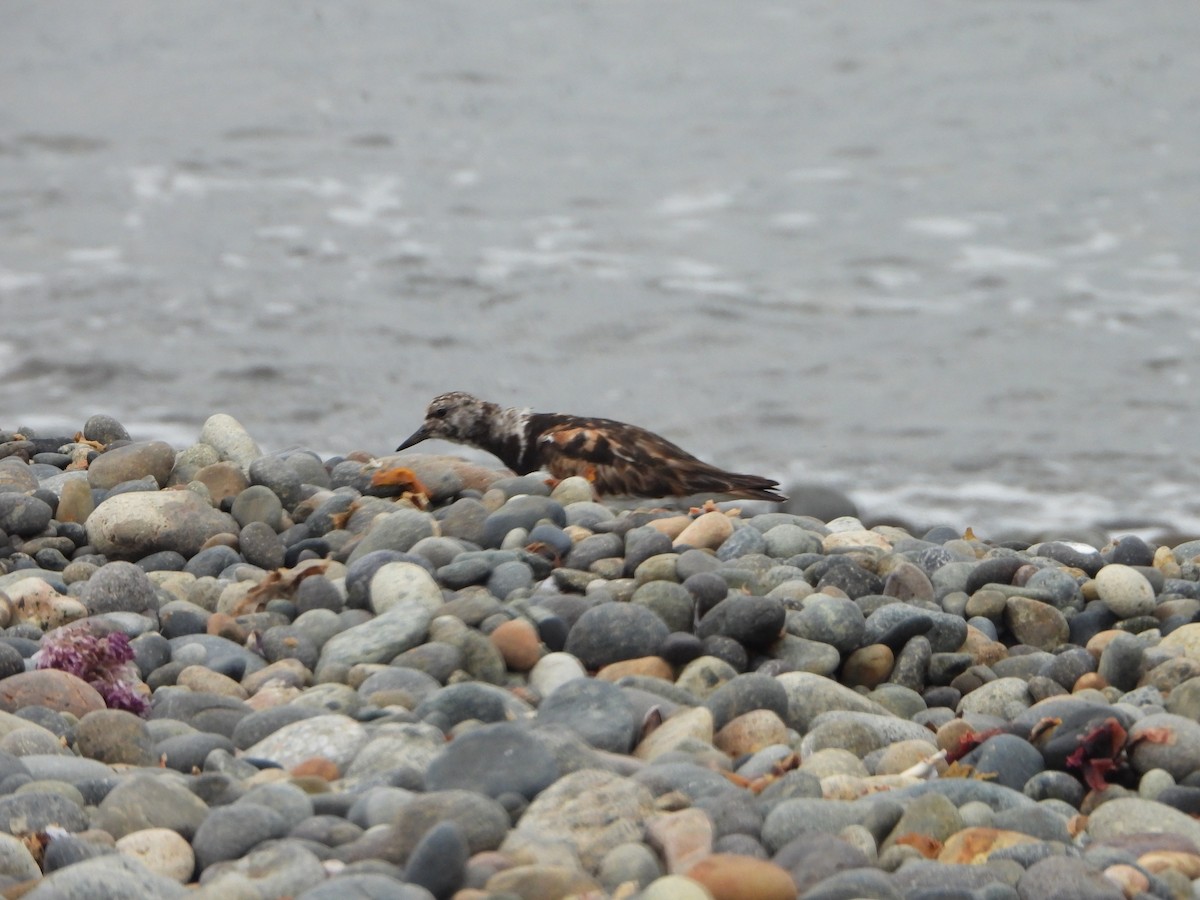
[[395, 392, 786, 502]]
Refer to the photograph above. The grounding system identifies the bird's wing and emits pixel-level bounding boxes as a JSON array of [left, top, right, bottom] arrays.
[[538, 421, 643, 464], [534, 415, 785, 500], [538, 419, 703, 496]]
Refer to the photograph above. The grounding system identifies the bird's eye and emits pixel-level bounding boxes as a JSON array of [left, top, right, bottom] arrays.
[[432, 407, 448, 419]]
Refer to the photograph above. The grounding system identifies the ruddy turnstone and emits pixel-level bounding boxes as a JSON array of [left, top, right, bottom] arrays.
[[395, 391, 787, 502]]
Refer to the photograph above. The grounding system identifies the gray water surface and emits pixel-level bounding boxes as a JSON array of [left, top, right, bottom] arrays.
[[3, 2, 1199, 535]]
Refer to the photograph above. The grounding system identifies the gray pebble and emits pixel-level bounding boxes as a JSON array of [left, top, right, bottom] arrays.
[[82, 415, 131, 445], [230, 484, 284, 530], [537, 679, 639, 753], [192, 802, 290, 870], [0, 494, 53, 537], [94, 773, 209, 839], [785, 595, 865, 654], [402, 820, 467, 899], [24, 853, 188, 899], [248, 455, 304, 510], [239, 521, 285, 570], [199, 840, 325, 898], [564, 602, 669, 669]]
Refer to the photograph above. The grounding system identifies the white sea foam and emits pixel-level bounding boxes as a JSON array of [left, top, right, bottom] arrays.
[[0, 268, 44, 292], [847, 476, 1200, 539], [785, 167, 852, 182], [127, 167, 365, 205], [658, 276, 748, 298], [327, 176, 403, 228], [770, 211, 818, 231], [653, 190, 735, 217], [655, 258, 748, 298], [477, 246, 629, 283], [64, 246, 122, 265], [255, 225, 306, 241], [904, 217, 978, 239], [953, 245, 1058, 271], [1060, 231, 1120, 256]]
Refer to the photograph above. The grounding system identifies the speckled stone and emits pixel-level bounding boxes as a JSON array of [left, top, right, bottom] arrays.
[[513, 769, 657, 871]]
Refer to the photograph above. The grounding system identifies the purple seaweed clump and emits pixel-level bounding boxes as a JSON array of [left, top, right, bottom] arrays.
[[35, 625, 149, 717]]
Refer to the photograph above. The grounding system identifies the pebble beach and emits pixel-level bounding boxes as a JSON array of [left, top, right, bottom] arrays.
[[2, 414, 1200, 899]]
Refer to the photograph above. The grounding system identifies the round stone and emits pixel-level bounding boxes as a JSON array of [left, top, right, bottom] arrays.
[[489, 619, 542, 671], [230, 485, 284, 530], [0, 670, 106, 718], [714, 710, 789, 757], [55, 476, 94, 524], [85, 490, 238, 560], [241, 714, 369, 772], [191, 803, 288, 871], [114, 828, 195, 883], [842, 644, 894, 688], [964, 556, 1026, 594], [697, 596, 785, 648], [238, 522, 284, 570], [247, 456, 303, 510], [537, 678, 639, 753], [685, 854, 798, 900], [882, 561, 935, 602], [87, 441, 175, 491], [674, 511, 733, 550], [481, 496, 566, 548], [632, 581, 695, 633], [704, 673, 789, 731], [1110, 535, 1154, 567], [73, 709, 156, 766], [763, 524, 821, 559], [514, 769, 656, 871], [93, 773, 209, 840], [528, 652, 587, 698], [83, 415, 132, 445], [4, 578, 87, 631], [22, 854, 189, 898], [717, 526, 767, 560], [564, 603, 670, 670], [785, 595, 865, 654], [1095, 564, 1156, 619], [487, 559, 534, 599], [190, 461, 249, 505], [0, 493, 53, 537], [426, 722, 559, 799], [79, 560, 158, 615], [598, 842, 663, 894], [403, 821, 468, 900], [564, 532, 623, 570], [368, 561, 443, 614], [0, 791, 88, 835], [200, 414, 262, 469], [1004, 596, 1069, 650]]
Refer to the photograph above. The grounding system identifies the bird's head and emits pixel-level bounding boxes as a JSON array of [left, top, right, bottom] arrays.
[[396, 391, 491, 451]]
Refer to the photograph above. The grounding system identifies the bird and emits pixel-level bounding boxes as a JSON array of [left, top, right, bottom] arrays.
[[394, 391, 787, 502]]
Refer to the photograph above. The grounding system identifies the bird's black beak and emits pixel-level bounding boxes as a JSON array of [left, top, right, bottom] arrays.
[[395, 425, 429, 452]]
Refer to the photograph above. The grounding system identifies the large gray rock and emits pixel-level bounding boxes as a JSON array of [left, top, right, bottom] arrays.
[[24, 853, 187, 899], [86, 490, 238, 560]]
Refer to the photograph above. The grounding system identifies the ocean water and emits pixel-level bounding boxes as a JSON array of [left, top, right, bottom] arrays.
[[3, 1, 1199, 537]]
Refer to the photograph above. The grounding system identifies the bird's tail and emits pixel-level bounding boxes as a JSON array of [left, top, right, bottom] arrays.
[[676, 462, 787, 503]]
